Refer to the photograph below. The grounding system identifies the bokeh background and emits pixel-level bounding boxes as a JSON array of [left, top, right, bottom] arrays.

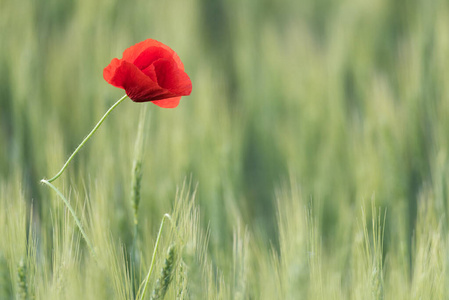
[[1, 0, 449, 298]]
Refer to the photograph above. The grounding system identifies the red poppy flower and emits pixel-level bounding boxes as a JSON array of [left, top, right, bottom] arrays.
[[103, 39, 192, 108]]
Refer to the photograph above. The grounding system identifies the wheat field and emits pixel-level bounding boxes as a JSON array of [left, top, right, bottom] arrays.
[[1, 0, 449, 299]]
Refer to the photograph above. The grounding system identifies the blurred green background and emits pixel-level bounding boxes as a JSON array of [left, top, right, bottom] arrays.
[[1, 0, 449, 298]]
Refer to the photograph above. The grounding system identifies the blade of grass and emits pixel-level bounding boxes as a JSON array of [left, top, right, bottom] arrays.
[[40, 179, 96, 257]]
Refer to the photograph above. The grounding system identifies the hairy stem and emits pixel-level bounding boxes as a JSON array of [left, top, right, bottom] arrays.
[[44, 94, 128, 183]]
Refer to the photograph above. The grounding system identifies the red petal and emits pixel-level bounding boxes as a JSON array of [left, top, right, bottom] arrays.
[[103, 58, 123, 88], [141, 63, 158, 82], [152, 97, 181, 108], [133, 47, 173, 71], [111, 61, 173, 101], [109, 60, 190, 104], [122, 39, 184, 70], [103, 39, 191, 108], [152, 59, 192, 95]]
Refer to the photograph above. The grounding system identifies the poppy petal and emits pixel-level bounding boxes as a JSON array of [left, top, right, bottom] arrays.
[[152, 59, 192, 95], [110, 61, 175, 101], [151, 97, 181, 108], [122, 39, 184, 70], [103, 58, 123, 88], [103, 38, 191, 107], [133, 47, 173, 71]]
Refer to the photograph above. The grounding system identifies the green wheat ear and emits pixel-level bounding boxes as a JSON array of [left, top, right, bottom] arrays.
[[131, 159, 143, 228], [17, 258, 27, 300], [176, 260, 188, 300], [150, 245, 176, 300]]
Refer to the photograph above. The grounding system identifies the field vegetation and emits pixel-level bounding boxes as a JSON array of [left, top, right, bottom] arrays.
[[1, 0, 449, 298]]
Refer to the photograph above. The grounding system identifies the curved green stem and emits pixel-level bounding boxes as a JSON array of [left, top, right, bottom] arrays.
[[44, 94, 128, 183], [138, 213, 174, 300], [41, 179, 96, 257]]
